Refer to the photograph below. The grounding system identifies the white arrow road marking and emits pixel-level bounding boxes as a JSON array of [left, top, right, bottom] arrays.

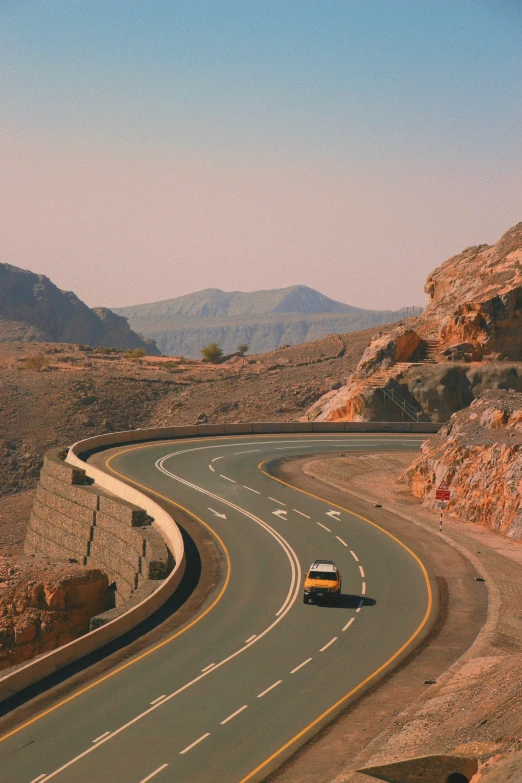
[[272, 509, 287, 519], [208, 507, 227, 519], [326, 510, 341, 520]]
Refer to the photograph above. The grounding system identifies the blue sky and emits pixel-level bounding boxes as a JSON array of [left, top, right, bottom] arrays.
[[1, 1, 521, 308]]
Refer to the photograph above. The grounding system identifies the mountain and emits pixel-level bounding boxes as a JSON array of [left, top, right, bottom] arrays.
[[0, 263, 160, 354], [112, 285, 420, 357]]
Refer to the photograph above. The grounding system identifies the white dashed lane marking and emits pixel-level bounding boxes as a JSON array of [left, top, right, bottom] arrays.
[[268, 497, 286, 506], [350, 550, 359, 562], [257, 680, 282, 698], [220, 475, 236, 483], [356, 600, 364, 612], [336, 536, 348, 546], [180, 734, 210, 755], [359, 565, 365, 578], [320, 637, 337, 652], [139, 764, 168, 782], [211, 456, 223, 462], [234, 450, 260, 455], [362, 582, 366, 595], [316, 522, 331, 532], [220, 705, 248, 725], [293, 509, 310, 518], [290, 658, 312, 674], [243, 486, 260, 494], [342, 618, 355, 631], [209, 464, 215, 472]]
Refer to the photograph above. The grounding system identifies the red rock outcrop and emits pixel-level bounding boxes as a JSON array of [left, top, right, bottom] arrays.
[[0, 556, 109, 670], [307, 222, 522, 422], [402, 389, 522, 539]]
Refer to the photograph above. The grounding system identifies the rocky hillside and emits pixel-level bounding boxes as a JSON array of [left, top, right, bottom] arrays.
[[0, 556, 109, 670], [0, 263, 159, 354], [307, 222, 522, 423], [402, 389, 522, 539], [112, 285, 419, 357], [0, 326, 384, 501]]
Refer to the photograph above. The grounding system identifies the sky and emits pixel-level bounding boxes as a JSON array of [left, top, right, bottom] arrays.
[[1, 1, 521, 311]]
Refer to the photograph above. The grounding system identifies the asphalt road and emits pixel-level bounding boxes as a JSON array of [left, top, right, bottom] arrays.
[[0, 434, 434, 783]]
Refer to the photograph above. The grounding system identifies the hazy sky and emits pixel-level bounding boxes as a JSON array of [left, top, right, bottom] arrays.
[[1, 1, 521, 310]]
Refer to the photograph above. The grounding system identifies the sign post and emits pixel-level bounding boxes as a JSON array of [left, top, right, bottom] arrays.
[[435, 480, 451, 531]]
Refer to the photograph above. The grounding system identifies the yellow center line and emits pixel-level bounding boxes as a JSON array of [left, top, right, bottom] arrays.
[[236, 459, 433, 783]]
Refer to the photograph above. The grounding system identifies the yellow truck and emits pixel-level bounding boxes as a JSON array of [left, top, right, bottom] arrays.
[[303, 560, 342, 604]]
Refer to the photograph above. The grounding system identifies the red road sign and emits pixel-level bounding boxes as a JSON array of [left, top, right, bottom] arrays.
[[436, 480, 451, 501]]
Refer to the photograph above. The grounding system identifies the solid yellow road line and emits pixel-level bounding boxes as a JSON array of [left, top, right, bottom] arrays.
[[236, 460, 433, 783], [0, 442, 231, 744]]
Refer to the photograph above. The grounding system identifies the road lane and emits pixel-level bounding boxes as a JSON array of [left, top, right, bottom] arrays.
[[0, 434, 432, 783]]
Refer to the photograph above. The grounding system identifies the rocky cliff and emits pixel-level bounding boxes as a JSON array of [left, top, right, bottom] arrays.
[[0, 556, 109, 670], [113, 285, 420, 357], [0, 263, 160, 354], [307, 222, 522, 422], [402, 389, 522, 539]]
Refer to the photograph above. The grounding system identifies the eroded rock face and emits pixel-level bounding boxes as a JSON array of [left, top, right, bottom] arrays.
[[402, 389, 522, 539], [0, 556, 109, 670], [307, 221, 522, 422]]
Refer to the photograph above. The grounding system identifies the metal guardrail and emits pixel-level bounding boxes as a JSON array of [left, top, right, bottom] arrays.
[[379, 387, 430, 423]]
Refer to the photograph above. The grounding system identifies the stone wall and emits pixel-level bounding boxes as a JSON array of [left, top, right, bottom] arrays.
[[24, 448, 171, 625]]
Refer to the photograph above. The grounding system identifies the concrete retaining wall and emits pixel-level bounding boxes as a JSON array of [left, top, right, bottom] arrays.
[[24, 449, 170, 618]]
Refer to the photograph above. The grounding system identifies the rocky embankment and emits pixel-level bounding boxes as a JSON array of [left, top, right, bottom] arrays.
[[0, 556, 109, 670], [402, 389, 522, 539], [307, 221, 522, 422]]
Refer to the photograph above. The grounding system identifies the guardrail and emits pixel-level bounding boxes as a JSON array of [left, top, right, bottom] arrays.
[[0, 420, 440, 704]]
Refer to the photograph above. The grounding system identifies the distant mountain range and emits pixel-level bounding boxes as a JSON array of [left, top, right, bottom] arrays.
[[112, 286, 421, 357], [0, 263, 159, 354]]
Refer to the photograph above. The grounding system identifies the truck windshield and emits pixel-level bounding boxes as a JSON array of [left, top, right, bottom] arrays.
[[308, 571, 335, 580]]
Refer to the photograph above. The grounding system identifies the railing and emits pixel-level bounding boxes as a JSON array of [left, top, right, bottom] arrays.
[[379, 386, 430, 422]]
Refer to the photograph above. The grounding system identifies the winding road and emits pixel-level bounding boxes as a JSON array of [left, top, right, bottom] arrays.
[[1, 434, 434, 783]]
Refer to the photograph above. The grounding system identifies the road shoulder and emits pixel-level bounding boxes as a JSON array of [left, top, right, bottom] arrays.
[[264, 452, 490, 783]]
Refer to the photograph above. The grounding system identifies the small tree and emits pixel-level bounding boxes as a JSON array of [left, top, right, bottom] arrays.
[[124, 349, 133, 359], [23, 354, 48, 371], [237, 343, 249, 356], [200, 342, 223, 363], [132, 348, 145, 358]]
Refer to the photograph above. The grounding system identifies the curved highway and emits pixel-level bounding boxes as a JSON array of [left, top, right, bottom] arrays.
[[1, 434, 433, 783]]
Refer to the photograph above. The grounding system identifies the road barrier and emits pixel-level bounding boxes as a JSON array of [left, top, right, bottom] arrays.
[[0, 420, 439, 704]]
